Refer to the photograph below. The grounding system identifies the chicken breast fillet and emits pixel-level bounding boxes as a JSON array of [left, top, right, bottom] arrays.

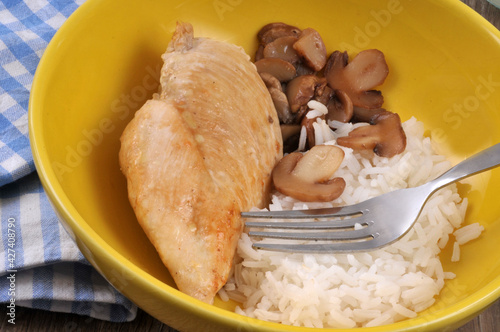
[[119, 22, 282, 303]]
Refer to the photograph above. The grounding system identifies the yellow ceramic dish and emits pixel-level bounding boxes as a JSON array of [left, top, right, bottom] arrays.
[[29, 0, 500, 331]]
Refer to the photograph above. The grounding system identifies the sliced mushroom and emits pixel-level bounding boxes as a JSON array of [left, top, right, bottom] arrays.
[[254, 44, 265, 62], [354, 90, 384, 109], [326, 89, 354, 123], [292, 145, 345, 181], [312, 77, 328, 100], [260, 72, 294, 124], [269, 87, 294, 124], [295, 62, 316, 76], [255, 58, 296, 82], [281, 124, 301, 142], [272, 145, 346, 202], [280, 124, 301, 153], [312, 85, 353, 123], [324, 50, 348, 75], [286, 75, 320, 113], [313, 82, 333, 104], [293, 28, 327, 72], [336, 109, 406, 157], [300, 113, 318, 149], [263, 36, 301, 65], [257, 22, 302, 45], [260, 72, 282, 91], [324, 49, 389, 109], [351, 106, 385, 122], [294, 105, 309, 125], [344, 49, 389, 91]]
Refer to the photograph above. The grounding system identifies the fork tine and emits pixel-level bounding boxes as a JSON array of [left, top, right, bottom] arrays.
[[245, 214, 370, 230], [252, 238, 380, 253], [249, 225, 374, 241], [241, 204, 363, 219]]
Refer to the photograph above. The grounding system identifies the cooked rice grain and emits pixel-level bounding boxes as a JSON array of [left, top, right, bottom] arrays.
[[454, 223, 484, 245]]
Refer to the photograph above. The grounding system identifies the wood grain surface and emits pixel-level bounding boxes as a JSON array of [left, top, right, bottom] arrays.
[[1, 0, 499, 331]]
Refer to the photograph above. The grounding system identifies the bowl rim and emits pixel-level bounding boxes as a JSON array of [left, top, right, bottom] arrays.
[[28, 0, 500, 330]]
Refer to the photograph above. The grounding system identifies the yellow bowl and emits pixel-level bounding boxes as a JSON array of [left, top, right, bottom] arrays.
[[29, 0, 500, 331]]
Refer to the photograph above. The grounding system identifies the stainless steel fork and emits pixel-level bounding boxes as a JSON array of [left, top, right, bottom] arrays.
[[242, 143, 500, 253]]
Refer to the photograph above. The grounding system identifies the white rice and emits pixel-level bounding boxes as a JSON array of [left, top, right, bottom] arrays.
[[451, 241, 460, 262], [221, 117, 483, 328], [454, 223, 484, 245]]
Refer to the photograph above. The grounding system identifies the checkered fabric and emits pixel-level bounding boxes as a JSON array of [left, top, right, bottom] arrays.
[[0, 1, 137, 322], [1, 0, 85, 186]]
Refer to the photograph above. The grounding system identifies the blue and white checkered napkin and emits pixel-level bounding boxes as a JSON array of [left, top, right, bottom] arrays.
[[0, 0, 137, 322]]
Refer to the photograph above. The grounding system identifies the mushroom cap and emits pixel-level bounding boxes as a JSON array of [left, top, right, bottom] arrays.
[[255, 58, 297, 82], [293, 28, 327, 72], [263, 36, 300, 65], [272, 145, 346, 202], [337, 109, 406, 157], [326, 89, 354, 123], [324, 49, 389, 109], [286, 74, 320, 113], [268, 86, 294, 124], [257, 22, 302, 45]]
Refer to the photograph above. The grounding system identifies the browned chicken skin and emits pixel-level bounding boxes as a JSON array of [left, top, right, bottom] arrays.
[[119, 22, 282, 303]]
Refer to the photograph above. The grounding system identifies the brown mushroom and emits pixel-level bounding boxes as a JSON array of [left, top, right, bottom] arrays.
[[300, 113, 318, 149], [257, 22, 302, 45], [312, 78, 329, 102], [294, 105, 309, 125], [255, 58, 296, 82], [263, 36, 301, 65], [272, 145, 346, 202], [351, 105, 385, 122], [269, 87, 294, 124], [354, 90, 384, 109], [336, 109, 406, 157], [293, 28, 327, 72], [286, 75, 321, 113], [259, 72, 282, 90], [324, 49, 389, 109], [254, 44, 265, 62], [326, 89, 354, 123], [344, 49, 389, 91], [260, 72, 294, 124], [280, 124, 301, 153], [324, 50, 348, 76], [295, 63, 316, 76]]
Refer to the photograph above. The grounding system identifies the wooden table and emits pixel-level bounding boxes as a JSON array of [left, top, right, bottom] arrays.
[[1, 0, 499, 331]]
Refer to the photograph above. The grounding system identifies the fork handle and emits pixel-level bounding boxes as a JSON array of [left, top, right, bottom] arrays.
[[429, 143, 500, 192]]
